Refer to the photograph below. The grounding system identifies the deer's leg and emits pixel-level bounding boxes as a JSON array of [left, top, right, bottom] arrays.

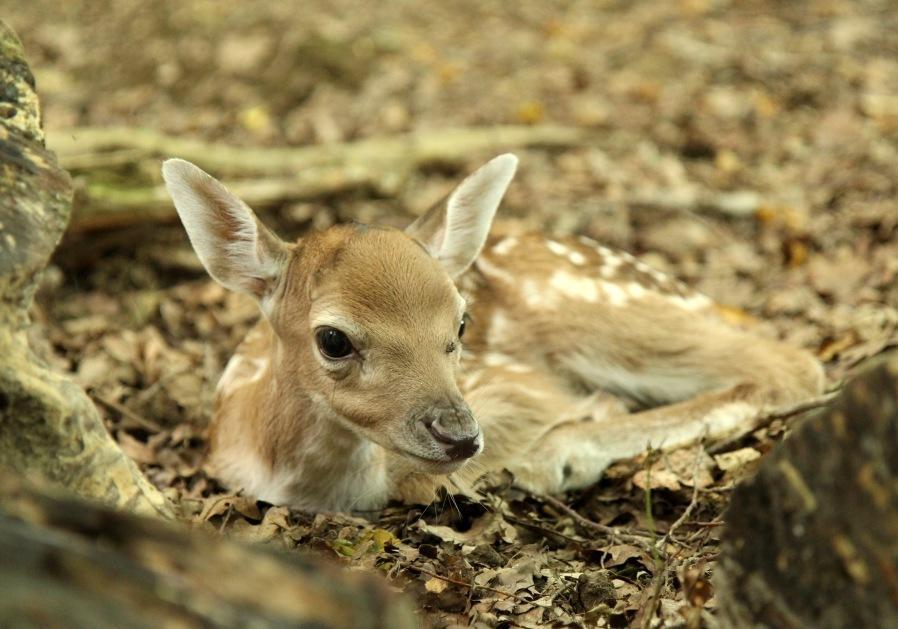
[[470, 235, 824, 411], [550, 306, 824, 411], [456, 363, 629, 491], [512, 382, 765, 494]]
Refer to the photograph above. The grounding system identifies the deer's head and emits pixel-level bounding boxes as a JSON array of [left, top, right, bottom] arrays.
[[161, 154, 517, 474]]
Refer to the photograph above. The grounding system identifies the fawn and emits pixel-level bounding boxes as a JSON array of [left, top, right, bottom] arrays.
[[161, 154, 824, 512]]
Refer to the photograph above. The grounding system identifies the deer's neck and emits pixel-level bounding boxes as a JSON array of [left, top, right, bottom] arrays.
[[274, 389, 390, 512], [210, 328, 391, 512]]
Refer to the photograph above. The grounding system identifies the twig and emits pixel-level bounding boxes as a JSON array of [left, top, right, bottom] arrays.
[[503, 513, 586, 545], [91, 393, 163, 432], [516, 487, 655, 548], [640, 446, 704, 629], [402, 564, 529, 602], [664, 448, 704, 545]]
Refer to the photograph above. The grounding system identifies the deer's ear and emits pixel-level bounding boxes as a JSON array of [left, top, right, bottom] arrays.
[[161, 159, 289, 308], [406, 153, 517, 278]]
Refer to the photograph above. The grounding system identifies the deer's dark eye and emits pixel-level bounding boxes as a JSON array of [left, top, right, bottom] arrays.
[[458, 315, 468, 340], [316, 327, 354, 359]]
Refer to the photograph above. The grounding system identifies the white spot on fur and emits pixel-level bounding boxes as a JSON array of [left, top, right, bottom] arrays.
[[484, 352, 513, 367], [568, 250, 587, 266], [481, 353, 533, 374], [550, 270, 599, 302], [521, 278, 554, 308], [578, 235, 600, 247], [493, 236, 518, 256], [546, 240, 570, 257], [602, 254, 623, 271], [488, 310, 515, 344], [600, 281, 629, 306], [669, 293, 713, 311], [626, 282, 647, 299]]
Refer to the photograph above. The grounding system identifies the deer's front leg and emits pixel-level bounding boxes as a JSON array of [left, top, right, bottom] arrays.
[[515, 382, 766, 493], [459, 365, 632, 494]]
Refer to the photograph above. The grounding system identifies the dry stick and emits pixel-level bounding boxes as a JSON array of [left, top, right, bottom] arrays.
[[640, 446, 705, 629], [521, 489, 655, 548], [664, 448, 704, 545], [91, 393, 163, 432], [503, 513, 586, 546], [402, 564, 529, 603], [56, 124, 588, 231], [50, 125, 587, 175]]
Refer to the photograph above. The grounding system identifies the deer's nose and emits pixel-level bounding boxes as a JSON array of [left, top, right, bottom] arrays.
[[427, 420, 481, 460]]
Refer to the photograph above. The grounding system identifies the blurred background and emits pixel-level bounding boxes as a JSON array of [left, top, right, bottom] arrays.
[[2, 1, 898, 623], [6, 0, 895, 351]]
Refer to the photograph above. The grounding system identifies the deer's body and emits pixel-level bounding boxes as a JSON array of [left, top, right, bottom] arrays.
[[162, 155, 824, 512]]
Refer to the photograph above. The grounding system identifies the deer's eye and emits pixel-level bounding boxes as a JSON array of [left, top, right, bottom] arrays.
[[458, 317, 467, 340], [316, 327, 354, 359]]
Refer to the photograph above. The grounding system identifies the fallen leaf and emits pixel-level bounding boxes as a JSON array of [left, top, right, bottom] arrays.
[[424, 577, 448, 593], [714, 447, 761, 472]]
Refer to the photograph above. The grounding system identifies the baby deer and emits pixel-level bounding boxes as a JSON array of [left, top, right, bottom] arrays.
[[162, 155, 824, 511]]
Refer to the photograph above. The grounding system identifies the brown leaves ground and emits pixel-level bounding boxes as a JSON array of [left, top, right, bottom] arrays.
[[10, 0, 898, 625]]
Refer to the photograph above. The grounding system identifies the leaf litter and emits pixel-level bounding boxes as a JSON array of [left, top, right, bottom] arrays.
[[9, 0, 898, 625]]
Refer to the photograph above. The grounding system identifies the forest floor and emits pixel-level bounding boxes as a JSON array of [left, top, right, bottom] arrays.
[[6, 0, 898, 626]]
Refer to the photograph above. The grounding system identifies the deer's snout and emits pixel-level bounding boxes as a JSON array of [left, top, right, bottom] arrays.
[[418, 401, 481, 461]]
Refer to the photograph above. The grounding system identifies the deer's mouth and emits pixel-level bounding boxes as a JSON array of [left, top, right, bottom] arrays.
[[398, 448, 471, 474]]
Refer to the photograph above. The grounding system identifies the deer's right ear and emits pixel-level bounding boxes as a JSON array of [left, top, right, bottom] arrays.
[[406, 153, 518, 278], [161, 159, 289, 308]]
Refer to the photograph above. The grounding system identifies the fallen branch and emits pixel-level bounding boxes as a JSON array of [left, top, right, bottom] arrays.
[[51, 124, 587, 231], [517, 488, 656, 549], [52, 125, 586, 176]]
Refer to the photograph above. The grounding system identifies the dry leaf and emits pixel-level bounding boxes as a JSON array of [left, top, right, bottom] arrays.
[[714, 447, 761, 472], [424, 577, 448, 593]]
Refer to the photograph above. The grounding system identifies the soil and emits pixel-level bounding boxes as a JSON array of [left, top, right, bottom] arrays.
[[5, 1, 898, 626]]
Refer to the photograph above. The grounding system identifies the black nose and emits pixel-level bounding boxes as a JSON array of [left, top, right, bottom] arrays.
[[427, 420, 480, 460]]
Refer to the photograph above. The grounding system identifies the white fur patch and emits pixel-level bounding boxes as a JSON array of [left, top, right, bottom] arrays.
[[484, 352, 513, 367], [568, 250, 587, 266], [521, 278, 553, 308], [550, 270, 599, 302], [492, 236, 518, 256], [669, 293, 713, 311], [214, 450, 296, 505], [546, 240, 570, 257], [600, 281, 629, 306], [578, 235, 600, 247], [487, 310, 514, 345]]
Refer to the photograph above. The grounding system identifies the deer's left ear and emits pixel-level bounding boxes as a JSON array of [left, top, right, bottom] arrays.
[[406, 154, 518, 278]]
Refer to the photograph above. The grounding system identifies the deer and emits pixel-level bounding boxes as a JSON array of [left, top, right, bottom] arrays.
[[161, 154, 824, 512]]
